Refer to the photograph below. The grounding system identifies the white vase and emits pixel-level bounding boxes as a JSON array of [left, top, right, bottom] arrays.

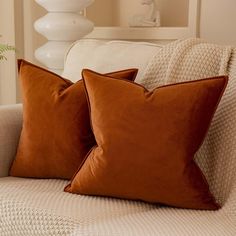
[[35, 41, 71, 71], [34, 0, 94, 74], [35, 0, 94, 12]]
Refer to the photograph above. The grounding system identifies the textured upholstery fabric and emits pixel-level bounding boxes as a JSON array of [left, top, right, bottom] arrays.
[[0, 177, 235, 236], [0, 39, 236, 235], [0, 104, 22, 177], [10, 60, 137, 179], [65, 70, 227, 210]]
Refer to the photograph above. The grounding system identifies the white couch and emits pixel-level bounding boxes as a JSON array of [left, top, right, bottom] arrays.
[[0, 39, 236, 236]]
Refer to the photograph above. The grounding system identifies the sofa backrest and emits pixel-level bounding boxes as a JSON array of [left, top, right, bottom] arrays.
[[62, 39, 162, 82]]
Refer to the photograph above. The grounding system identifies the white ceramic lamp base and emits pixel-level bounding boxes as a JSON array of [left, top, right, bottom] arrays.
[[34, 0, 94, 74]]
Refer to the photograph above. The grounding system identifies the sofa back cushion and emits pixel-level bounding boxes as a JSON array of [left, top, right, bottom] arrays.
[[62, 39, 162, 83]]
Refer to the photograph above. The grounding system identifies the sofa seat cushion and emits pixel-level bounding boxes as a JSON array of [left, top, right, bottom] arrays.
[[0, 177, 235, 236]]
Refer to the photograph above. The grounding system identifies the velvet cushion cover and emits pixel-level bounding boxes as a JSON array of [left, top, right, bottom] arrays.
[[65, 69, 228, 210], [10, 60, 138, 179]]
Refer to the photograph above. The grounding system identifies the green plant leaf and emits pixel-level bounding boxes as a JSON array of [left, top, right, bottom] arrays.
[[0, 55, 7, 60], [0, 44, 15, 60]]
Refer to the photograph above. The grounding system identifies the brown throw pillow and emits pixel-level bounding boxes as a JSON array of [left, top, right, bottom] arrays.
[[65, 69, 228, 210], [10, 60, 138, 179]]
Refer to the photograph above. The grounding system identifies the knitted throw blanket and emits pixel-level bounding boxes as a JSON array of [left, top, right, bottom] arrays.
[[139, 38, 231, 88], [141, 39, 235, 209]]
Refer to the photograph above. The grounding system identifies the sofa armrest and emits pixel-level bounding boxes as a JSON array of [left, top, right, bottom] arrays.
[[0, 104, 22, 177]]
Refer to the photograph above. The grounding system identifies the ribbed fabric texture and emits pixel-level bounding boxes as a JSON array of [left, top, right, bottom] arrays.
[[0, 40, 236, 235]]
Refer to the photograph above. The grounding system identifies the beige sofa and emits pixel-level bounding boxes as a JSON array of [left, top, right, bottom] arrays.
[[0, 39, 236, 236]]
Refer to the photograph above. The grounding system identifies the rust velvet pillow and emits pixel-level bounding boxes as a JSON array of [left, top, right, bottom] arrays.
[[65, 69, 228, 210], [10, 60, 138, 179]]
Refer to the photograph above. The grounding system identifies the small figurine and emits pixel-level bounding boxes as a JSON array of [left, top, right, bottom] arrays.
[[129, 0, 161, 27]]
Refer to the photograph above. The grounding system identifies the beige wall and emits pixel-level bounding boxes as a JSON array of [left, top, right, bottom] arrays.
[[200, 0, 236, 46], [0, 0, 46, 104], [0, 0, 17, 105], [85, 0, 115, 26], [23, 0, 46, 64]]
